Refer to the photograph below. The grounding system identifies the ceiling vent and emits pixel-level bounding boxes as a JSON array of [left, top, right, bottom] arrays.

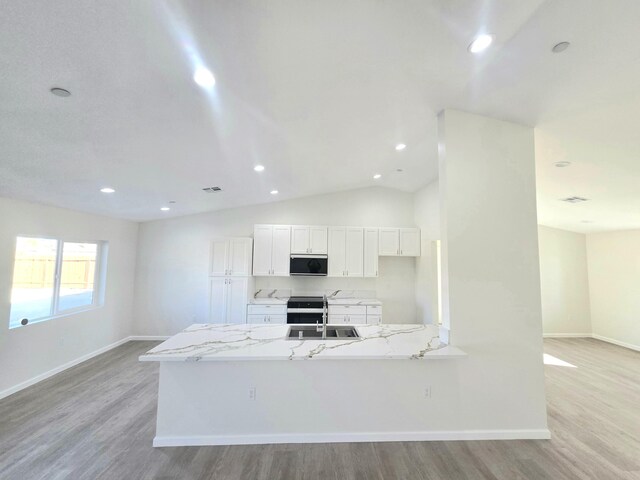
[[202, 186, 222, 193], [560, 196, 589, 203]]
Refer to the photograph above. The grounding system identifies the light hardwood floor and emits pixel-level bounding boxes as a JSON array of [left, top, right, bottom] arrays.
[[0, 338, 638, 479]]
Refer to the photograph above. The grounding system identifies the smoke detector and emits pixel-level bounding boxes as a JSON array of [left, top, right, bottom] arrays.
[[560, 196, 589, 203], [202, 186, 222, 193]]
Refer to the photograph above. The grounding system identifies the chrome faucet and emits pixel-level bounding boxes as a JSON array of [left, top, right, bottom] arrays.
[[316, 295, 328, 339]]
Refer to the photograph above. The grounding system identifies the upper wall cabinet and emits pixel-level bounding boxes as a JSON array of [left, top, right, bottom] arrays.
[[328, 227, 364, 277], [378, 228, 421, 257], [291, 226, 328, 254], [210, 238, 252, 276], [253, 225, 291, 276], [363, 228, 379, 277]]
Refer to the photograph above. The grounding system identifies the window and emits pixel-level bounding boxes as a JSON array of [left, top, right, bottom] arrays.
[[9, 236, 107, 328]]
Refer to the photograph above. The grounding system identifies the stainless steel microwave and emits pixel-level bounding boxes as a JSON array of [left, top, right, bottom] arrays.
[[289, 255, 328, 276]]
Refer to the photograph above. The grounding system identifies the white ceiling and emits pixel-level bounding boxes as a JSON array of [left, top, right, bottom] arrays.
[[1, 0, 639, 228]]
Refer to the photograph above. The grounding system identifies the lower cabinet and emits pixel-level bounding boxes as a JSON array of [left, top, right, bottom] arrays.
[[210, 277, 249, 324], [247, 314, 287, 324], [328, 314, 367, 324], [328, 304, 382, 324], [246, 304, 287, 324]]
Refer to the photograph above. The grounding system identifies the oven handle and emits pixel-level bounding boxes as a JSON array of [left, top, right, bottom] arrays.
[[287, 308, 324, 313]]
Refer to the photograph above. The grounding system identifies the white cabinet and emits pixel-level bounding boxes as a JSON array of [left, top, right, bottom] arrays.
[[328, 314, 367, 324], [210, 238, 252, 276], [328, 304, 382, 324], [378, 228, 421, 256], [328, 227, 363, 277], [363, 228, 379, 277], [253, 225, 291, 276], [291, 226, 327, 254], [210, 277, 249, 324], [247, 314, 286, 324], [399, 228, 421, 256]]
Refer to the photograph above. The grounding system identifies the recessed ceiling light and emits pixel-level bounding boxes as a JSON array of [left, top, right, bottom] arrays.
[[560, 196, 589, 203], [270, 190, 279, 195], [100, 187, 115, 193], [552, 42, 571, 53], [50, 87, 71, 97], [160, 207, 170, 211], [395, 144, 406, 151], [468, 34, 494, 53], [373, 174, 382, 179], [254, 165, 265, 172], [554, 161, 572, 168], [193, 67, 215, 88]]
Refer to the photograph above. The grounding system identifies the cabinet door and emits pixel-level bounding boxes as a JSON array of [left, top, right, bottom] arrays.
[[328, 314, 347, 324], [229, 238, 252, 276], [363, 228, 379, 277], [367, 315, 382, 325], [309, 226, 328, 254], [210, 239, 229, 276], [209, 277, 228, 323], [271, 226, 291, 276], [345, 228, 364, 277], [253, 226, 273, 276], [379, 228, 399, 256], [267, 315, 287, 324], [399, 228, 421, 256], [328, 227, 346, 277], [247, 314, 267, 324], [348, 314, 367, 324], [226, 278, 248, 324], [290, 226, 310, 254]]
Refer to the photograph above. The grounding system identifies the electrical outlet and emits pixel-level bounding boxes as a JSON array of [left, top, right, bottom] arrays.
[[424, 386, 432, 399], [248, 387, 256, 400]]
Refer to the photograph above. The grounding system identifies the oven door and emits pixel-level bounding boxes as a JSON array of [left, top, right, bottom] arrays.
[[289, 255, 328, 276], [287, 309, 323, 324]]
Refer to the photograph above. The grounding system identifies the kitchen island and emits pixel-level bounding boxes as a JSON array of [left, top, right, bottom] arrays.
[[140, 324, 466, 446]]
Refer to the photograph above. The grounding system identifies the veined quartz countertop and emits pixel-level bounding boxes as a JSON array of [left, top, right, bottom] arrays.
[[139, 324, 465, 362]]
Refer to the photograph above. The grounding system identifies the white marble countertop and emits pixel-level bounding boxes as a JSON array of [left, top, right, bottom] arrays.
[[248, 298, 288, 305], [139, 324, 466, 362], [327, 298, 382, 306]]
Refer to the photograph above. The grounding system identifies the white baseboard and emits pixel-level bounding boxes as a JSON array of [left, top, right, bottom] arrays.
[[592, 334, 640, 352], [129, 335, 170, 341], [153, 429, 551, 447], [0, 335, 171, 401], [0, 336, 131, 401], [543, 333, 592, 338]]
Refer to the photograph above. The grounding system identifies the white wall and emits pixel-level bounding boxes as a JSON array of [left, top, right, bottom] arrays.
[[537, 226, 592, 335], [133, 187, 419, 336], [0, 197, 138, 397], [414, 180, 440, 324], [437, 110, 548, 435], [587, 230, 640, 349]]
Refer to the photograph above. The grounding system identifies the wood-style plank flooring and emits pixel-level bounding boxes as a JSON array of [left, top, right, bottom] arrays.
[[0, 338, 638, 479]]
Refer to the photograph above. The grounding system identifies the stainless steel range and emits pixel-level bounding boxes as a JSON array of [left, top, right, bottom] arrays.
[[287, 296, 325, 324]]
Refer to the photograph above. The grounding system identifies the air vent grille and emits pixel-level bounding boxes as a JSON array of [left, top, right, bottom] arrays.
[[560, 196, 589, 203], [202, 186, 222, 193]]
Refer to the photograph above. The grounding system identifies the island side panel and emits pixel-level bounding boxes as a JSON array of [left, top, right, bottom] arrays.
[[154, 359, 463, 446]]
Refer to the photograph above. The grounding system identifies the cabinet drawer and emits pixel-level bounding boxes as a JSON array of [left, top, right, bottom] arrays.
[[247, 314, 287, 324], [366, 305, 382, 315], [367, 315, 382, 325], [328, 314, 347, 324], [328, 305, 366, 315], [247, 305, 287, 315]]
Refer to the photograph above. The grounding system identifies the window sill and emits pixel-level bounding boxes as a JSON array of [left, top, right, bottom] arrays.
[[9, 305, 105, 330]]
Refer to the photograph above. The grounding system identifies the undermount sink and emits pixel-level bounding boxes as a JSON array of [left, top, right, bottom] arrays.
[[287, 325, 360, 340]]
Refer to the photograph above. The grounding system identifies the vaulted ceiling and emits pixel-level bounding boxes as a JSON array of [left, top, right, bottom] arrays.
[[1, 0, 639, 230]]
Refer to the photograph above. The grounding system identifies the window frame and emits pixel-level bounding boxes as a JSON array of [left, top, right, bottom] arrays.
[[9, 235, 107, 328]]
